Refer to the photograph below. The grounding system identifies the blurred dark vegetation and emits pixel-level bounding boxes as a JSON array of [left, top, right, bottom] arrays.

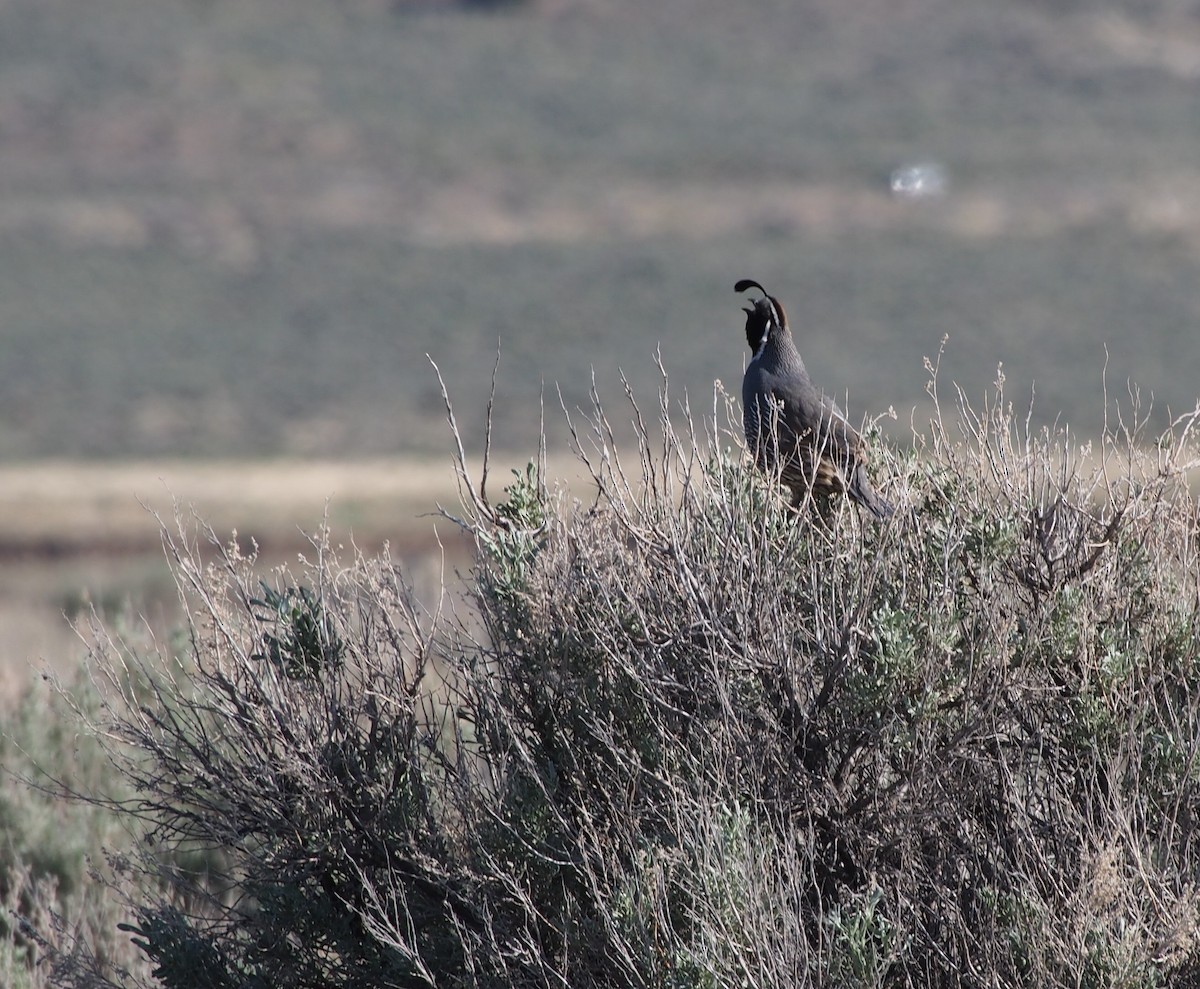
[[2, 0, 1200, 459]]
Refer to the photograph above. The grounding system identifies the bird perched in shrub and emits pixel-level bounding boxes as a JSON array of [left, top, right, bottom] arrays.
[[737, 278, 893, 519]]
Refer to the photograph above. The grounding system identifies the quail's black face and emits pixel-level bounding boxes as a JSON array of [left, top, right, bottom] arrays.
[[735, 279, 787, 358], [742, 298, 775, 355]]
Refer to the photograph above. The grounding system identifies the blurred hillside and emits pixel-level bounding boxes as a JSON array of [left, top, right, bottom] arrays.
[[3, 0, 1200, 459]]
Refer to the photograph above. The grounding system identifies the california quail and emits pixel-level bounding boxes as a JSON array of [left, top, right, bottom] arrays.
[[736, 278, 893, 519]]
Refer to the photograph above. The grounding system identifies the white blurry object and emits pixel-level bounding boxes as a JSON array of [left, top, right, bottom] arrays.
[[889, 162, 948, 199]]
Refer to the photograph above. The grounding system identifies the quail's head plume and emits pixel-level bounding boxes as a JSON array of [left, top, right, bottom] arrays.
[[736, 278, 893, 519]]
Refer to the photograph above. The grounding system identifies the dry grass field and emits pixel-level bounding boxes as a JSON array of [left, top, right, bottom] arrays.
[[0, 456, 499, 701], [0, 457, 470, 553], [7, 0, 1200, 467]]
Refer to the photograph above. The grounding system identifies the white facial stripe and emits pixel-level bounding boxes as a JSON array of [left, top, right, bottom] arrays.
[[752, 325, 770, 362]]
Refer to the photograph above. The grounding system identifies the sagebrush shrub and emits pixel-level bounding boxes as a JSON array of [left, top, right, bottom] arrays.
[[30, 362, 1200, 988]]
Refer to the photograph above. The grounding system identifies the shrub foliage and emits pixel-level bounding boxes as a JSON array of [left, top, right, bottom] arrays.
[[34, 364, 1200, 988]]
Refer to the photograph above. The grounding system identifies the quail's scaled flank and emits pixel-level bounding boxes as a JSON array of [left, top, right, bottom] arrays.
[[736, 279, 893, 519]]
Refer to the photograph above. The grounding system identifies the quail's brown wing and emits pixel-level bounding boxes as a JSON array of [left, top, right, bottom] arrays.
[[773, 385, 867, 496], [812, 413, 867, 497], [814, 405, 894, 518]]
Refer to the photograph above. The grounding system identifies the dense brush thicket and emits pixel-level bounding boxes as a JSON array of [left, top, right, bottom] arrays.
[[32, 368, 1200, 988]]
